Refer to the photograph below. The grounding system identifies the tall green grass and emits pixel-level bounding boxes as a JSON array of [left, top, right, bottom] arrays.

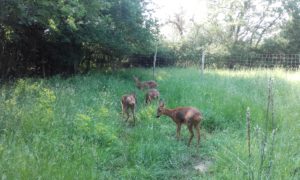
[[0, 68, 299, 179]]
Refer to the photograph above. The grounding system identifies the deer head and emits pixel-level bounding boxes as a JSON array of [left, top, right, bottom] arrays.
[[156, 99, 165, 118]]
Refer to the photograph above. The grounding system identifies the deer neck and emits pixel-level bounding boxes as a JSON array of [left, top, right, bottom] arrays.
[[162, 108, 175, 119], [135, 81, 142, 88]]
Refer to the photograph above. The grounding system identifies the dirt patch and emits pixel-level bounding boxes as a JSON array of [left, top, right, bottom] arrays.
[[194, 160, 212, 173]]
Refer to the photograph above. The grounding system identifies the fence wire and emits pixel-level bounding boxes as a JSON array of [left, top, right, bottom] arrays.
[[205, 54, 300, 69], [95, 54, 300, 70]]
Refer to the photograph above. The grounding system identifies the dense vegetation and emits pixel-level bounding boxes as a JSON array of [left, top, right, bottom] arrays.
[[2, 0, 300, 79], [1, 0, 299, 179], [0, 68, 299, 179], [0, 0, 157, 78]]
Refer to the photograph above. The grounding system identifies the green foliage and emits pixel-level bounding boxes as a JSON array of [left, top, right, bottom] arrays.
[[1, 79, 56, 138], [0, 0, 157, 78], [258, 0, 300, 54], [0, 68, 299, 179], [75, 113, 118, 146], [160, 0, 300, 62]]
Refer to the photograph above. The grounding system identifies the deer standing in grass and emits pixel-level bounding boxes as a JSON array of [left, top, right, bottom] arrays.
[[156, 100, 202, 146], [145, 89, 160, 104], [133, 76, 157, 90], [121, 93, 137, 125]]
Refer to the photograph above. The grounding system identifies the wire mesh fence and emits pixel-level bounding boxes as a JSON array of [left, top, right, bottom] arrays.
[[94, 53, 300, 70], [205, 54, 300, 69]]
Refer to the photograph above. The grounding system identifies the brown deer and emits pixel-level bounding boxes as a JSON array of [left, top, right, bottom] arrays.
[[133, 76, 157, 90], [145, 89, 160, 104], [121, 93, 137, 125], [156, 100, 202, 146]]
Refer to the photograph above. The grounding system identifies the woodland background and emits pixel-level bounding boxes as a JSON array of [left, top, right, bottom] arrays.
[[1, 0, 300, 77]]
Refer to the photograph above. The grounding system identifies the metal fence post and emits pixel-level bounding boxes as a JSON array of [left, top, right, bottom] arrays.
[[201, 51, 205, 76], [153, 43, 158, 80], [298, 54, 300, 68]]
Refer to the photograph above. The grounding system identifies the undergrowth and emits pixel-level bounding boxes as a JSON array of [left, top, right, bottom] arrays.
[[0, 68, 299, 179]]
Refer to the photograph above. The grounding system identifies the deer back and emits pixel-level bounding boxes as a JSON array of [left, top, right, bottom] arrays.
[[146, 89, 159, 98], [157, 101, 201, 124], [144, 81, 157, 89], [172, 107, 201, 124], [122, 94, 136, 107], [133, 76, 157, 90]]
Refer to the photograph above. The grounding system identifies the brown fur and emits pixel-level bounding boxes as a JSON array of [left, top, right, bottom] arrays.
[[121, 93, 137, 125], [133, 76, 157, 90], [145, 89, 160, 104], [156, 100, 202, 146]]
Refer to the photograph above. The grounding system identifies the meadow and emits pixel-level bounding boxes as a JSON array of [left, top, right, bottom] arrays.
[[0, 68, 299, 179]]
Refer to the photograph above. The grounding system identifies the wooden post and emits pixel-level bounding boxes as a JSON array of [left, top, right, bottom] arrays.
[[153, 43, 158, 80], [201, 50, 205, 76]]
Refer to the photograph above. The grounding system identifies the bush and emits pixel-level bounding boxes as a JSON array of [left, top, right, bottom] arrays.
[[75, 113, 118, 146], [1, 79, 56, 138]]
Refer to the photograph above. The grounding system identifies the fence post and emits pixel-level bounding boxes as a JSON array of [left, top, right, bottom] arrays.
[[298, 54, 300, 69], [201, 50, 205, 76], [153, 43, 158, 80]]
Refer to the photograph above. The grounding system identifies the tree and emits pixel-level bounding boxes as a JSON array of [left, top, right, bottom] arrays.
[[206, 0, 285, 51], [166, 7, 186, 39], [0, 0, 157, 78], [258, 0, 300, 54], [281, 0, 300, 53]]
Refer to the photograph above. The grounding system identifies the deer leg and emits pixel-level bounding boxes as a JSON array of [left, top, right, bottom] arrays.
[[121, 102, 125, 118], [195, 123, 200, 146], [146, 96, 151, 104], [124, 106, 129, 122], [176, 124, 181, 141], [187, 124, 194, 147], [125, 110, 129, 122], [131, 106, 136, 126]]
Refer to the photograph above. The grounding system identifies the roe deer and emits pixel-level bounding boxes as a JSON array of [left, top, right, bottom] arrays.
[[133, 76, 157, 90], [156, 100, 202, 146], [145, 89, 160, 104], [121, 93, 137, 125]]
